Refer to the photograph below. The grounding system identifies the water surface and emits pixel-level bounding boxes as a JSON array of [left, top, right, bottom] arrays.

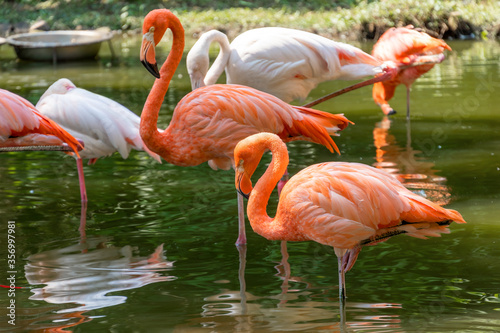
[[0, 36, 499, 332]]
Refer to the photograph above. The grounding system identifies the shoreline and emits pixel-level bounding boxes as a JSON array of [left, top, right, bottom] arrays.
[[1, 1, 499, 41]]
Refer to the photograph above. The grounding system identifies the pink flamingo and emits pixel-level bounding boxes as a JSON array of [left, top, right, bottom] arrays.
[[36, 78, 161, 202], [0, 88, 84, 199], [140, 9, 352, 245], [372, 26, 451, 118], [234, 132, 466, 303]]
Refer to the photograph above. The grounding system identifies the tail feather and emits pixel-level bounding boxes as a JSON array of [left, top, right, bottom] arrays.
[[32, 110, 83, 158], [402, 194, 466, 224], [284, 106, 353, 154]]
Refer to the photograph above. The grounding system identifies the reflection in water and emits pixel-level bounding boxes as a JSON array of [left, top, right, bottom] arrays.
[[23, 237, 175, 331], [373, 116, 451, 205], [176, 243, 402, 332]]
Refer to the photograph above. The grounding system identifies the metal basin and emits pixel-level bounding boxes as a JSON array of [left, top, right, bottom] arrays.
[[6, 30, 113, 62]]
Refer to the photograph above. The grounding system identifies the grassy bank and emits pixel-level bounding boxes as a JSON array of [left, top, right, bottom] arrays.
[[1, 0, 499, 40]]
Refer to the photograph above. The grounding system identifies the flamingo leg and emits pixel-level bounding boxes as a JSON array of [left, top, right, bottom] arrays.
[[338, 255, 347, 328], [235, 192, 247, 245], [237, 244, 247, 313], [277, 169, 289, 198], [338, 255, 346, 301], [76, 158, 88, 202], [79, 201, 87, 242], [406, 85, 411, 121], [303, 70, 395, 108]]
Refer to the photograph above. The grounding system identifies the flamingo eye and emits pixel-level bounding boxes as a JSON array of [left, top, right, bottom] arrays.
[[149, 26, 155, 33]]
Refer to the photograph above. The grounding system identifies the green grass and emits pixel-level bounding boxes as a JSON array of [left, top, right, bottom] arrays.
[[1, 0, 499, 40]]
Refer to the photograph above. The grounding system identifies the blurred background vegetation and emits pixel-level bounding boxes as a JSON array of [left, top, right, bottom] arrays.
[[0, 0, 499, 40]]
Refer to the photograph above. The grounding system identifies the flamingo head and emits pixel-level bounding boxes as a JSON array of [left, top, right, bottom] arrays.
[[141, 9, 171, 79], [235, 156, 257, 200], [38, 78, 76, 103], [234, 138, 265, 199], [186, 49, 208, 90]]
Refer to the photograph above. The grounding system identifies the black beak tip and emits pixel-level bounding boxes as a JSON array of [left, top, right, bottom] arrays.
[[237, 188, 250, 200], [141, 60, 161, 79]]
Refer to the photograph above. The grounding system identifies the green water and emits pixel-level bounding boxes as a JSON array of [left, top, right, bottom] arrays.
[[0, 36, 499, 332]]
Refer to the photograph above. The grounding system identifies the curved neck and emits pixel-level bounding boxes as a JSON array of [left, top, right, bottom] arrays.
[[140, 11, 185, 151], [247, 138, 289, 238], [204, 31, 231, 86]]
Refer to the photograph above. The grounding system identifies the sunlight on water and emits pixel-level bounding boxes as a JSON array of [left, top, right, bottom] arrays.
[[0, 36, 499, 332]]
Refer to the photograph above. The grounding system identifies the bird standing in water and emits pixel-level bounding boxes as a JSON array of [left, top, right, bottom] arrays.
[[0, 88, 84, 200], [139, 9, 352, 245], [234, 132, 466, 301], [36, 78, 162, 202], [372, 26, 451, 118]]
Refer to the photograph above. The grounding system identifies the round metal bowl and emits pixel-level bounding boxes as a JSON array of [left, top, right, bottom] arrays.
[[6, 30, 113, 62]]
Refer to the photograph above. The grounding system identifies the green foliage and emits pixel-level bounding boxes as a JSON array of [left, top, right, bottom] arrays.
[[0, 0, 498, 39]]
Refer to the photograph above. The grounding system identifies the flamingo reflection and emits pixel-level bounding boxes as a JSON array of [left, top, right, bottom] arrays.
[[175, 244, 402, 332], [24, 237, 175, 331], [373, 116, 451, 205]]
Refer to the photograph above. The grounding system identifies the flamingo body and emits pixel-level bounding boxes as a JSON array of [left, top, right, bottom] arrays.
[[36, 78, 161, 163], [0, 88, 81, 152], [372, 26, 451, 116], [140, 9, 351, 245], [235, 133, 466, 299], [146, 83, 349, 171], [187, 28, 390, 103]]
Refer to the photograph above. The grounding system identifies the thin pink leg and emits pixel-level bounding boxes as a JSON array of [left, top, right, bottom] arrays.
[[76, 158, 88, 202], [302, 70, 396, 108], [237, 244, 247, 312], [79, 201, 87, 242], [235, 192, 246, 246], [338, 255, 346, 301], [277, 169, 289, 197]]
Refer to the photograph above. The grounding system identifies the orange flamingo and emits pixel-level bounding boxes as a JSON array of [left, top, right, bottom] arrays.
[[234, 132, 466, 302], [372, 26, 451, 118], [0, 88, 85, 199], [139, 9, 352, 245]]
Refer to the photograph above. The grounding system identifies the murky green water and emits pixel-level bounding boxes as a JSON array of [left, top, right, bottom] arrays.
[[0, 35, 499, 332]]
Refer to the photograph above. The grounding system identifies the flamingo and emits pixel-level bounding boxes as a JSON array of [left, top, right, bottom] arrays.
[[186, 28, 398, 105], [371, 26, 452, 118], [234, 132, 466, 303], [140, 9, 352, 245], [36, 78, 162, 202], [0, 88, 85, 198]]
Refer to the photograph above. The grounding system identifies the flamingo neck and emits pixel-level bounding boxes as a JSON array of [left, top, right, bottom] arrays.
[[247, 137, 289, 239], [140, 11, 185, 153], [204, 31, 231, 86]]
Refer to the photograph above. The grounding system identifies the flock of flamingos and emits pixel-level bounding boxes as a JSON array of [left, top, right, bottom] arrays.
[[0, 9, 466, 309]]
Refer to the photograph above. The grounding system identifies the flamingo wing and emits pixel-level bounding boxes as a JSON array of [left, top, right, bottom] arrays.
[[0, 89, 81, 154], [373, 27, 451, 63], [277, 162, 465, 249], [170, 84, 350, 169], [228, 27, 384, 102]]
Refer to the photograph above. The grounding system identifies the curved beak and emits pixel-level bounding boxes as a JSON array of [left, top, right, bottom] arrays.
[[236, 171, 250, 200], [140, 32, 160, 78]]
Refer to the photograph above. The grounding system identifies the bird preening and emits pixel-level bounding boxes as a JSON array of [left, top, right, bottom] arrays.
[[187, 25, 451, 116]]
